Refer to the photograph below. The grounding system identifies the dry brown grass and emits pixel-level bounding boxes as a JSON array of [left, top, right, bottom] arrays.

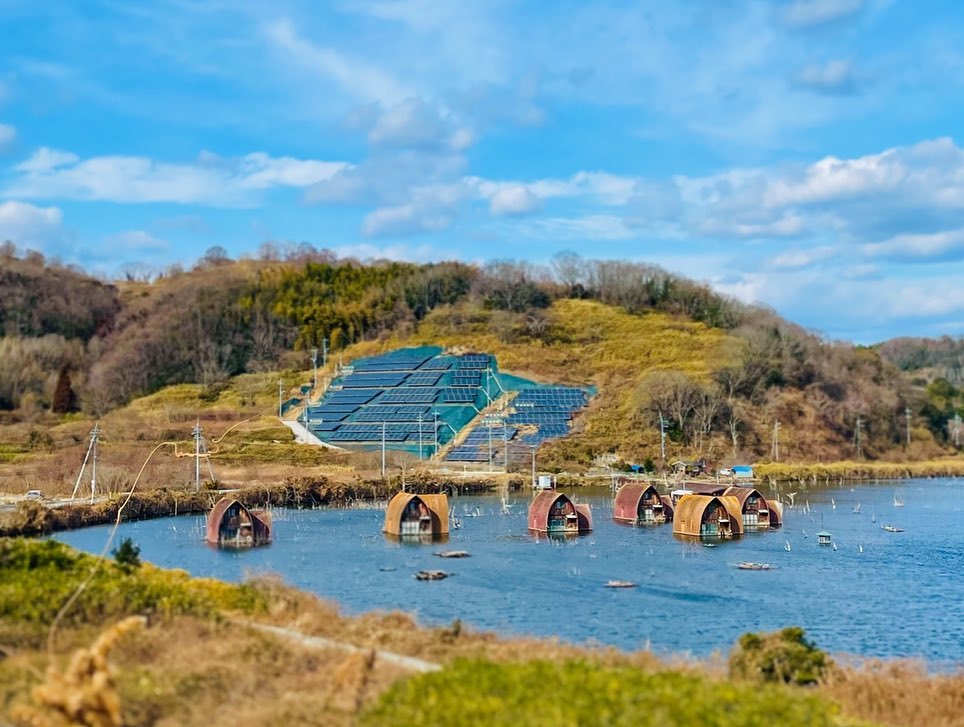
[[820, 660, 964, 727]]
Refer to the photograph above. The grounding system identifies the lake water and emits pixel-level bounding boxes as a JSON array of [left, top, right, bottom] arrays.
[[56, 478, 964, 664]]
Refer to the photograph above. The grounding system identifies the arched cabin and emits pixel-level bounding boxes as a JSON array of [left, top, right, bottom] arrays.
[[672, 494, 743, 539], [723, 486, 775, 529], [613, 483, 673, 525], [384, 492, 450, 538], [206, 498, 272, 548], [528, 491, 592, 534]]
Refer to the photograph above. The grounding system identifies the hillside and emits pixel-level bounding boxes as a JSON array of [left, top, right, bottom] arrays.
[[0, 245, 959, 486]]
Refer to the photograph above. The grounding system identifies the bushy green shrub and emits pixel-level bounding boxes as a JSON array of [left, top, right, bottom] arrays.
[[729, 627, 832, 686], [361, 659, 839, 727], [0, 539, 265, 624]]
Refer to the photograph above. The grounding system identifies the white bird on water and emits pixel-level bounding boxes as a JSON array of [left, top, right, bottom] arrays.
[[832, 542, 838, 551], [859, 544, 864, 554], [831, 497, 836, 510], [785, 540, 791, 552]]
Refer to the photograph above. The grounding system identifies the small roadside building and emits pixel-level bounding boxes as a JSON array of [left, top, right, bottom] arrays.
[[672, 494, 744, 539], [206, 497, 272, 548], [528, 491, 592, 535], [723, 486, 775, 529], [613, 483, 672, 524], [670, 459, 706, 476], [384, 492, 450, 538], [732, 465, 754, 480]]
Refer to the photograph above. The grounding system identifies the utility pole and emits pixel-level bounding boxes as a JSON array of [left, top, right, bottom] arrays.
[[905, 406, 912, 447], [381, 421, 386, 479], [855, 415, 862, 460], [71, 424, 101, 501], [310, 348, 318, 392], [433, 410, 439, 456], [418, 413, 424, 461], [192, 419, 203, 492], [658, 410, 667, 461], [503, 424, 509, 472], [278, 379, 284, 418], [322, 337, 329, 368], [89, 424, 101, 503], [772, 420, 781, 462], [530, 445, 537, 488], [953, 413, 962, 447], [488, 422, 493, 471]]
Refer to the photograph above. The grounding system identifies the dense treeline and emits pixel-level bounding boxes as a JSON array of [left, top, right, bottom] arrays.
[[878, 335, 964, 383], [0, 243, 958, 459]]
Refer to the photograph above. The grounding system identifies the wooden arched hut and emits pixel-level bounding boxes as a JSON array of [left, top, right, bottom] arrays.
[[672, 494, 743, 539], [723, 486, 775, 529], [206, 497, 272, 548], [384, 492, 450, 537], [613, 483, 672, 525], [528, 491, 592, 535]]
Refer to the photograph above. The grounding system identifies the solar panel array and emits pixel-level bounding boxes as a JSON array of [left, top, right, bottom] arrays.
[[307, 348, 499, 450], [305, 348, 588, 455], [446, 386, 588, 463]]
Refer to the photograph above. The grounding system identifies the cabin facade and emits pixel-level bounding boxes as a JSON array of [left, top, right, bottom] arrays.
[[672, 494, 744, 539], [724, 486, 774, 528], [384, 492, 450, 538], [206, 497, 272, 548], [528, 491, 592, 534], [613, 483, 672, 524]]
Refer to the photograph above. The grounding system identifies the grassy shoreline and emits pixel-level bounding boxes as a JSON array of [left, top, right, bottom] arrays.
[[0, 538, 960, 726]]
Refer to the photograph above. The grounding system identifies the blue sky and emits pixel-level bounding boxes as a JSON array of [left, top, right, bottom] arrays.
[[2, 0, 964, 342]]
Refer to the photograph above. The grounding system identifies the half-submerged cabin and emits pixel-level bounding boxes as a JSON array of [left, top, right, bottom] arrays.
[[528, 491, 592, 535], [384, 492, 450, 538], [613, 483, 673, 525], [672, 494, 743, 539], [724, 486, 775, 529], [206, 497, 272, 548]]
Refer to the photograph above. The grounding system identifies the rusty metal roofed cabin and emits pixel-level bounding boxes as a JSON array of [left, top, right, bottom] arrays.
[[528, 491, 592, 535], [723, 486, 777, 529], [206, 497, 272, 548], [613, 483, 673, 525], [766, 498, 783, 526], [384, 492, 450, 538], [672, 494, 744, 539]]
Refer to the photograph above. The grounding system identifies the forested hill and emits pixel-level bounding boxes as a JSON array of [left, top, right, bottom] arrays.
[[0, 243, 958, 464]]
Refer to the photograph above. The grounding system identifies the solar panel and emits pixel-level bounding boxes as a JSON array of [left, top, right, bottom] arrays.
[[439, 388, 475, 403], [379, 389, 438, 404], [406, 372, 442, 386]]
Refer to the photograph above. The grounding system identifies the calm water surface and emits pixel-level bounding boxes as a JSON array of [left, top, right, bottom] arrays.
[[56, 478, 964, 663]]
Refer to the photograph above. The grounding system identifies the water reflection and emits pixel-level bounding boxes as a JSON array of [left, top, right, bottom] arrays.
[[54, 479, 964, 664]]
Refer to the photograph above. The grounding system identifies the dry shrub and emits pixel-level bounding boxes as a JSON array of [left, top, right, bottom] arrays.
[[11, 616, 144, 727], [821, 660, 964, 727]]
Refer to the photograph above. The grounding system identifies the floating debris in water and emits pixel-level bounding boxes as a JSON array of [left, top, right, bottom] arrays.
[[415, 570, 450, 581], [605, 580, 637, 588], [736, 562, 774, 570], [378, 566, 397, 572], [434, 550, 470, 558]]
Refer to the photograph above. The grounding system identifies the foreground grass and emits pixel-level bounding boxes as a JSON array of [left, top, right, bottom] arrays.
[[361, 659, 847, 727], [1, 539, 962, 726]]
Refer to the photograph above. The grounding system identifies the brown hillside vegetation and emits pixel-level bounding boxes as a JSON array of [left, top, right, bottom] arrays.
[[0, 247, 959, 482]]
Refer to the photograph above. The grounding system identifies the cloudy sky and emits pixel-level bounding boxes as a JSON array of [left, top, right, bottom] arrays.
[[1, 0, 963, 342]]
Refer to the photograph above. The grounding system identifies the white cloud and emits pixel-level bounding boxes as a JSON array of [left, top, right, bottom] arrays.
[[769, 245, 835, 269], [102, 229, 169, 253], [794, 60, 860, 95], [362, 204, 452, 236], [265, 17, 412, 106], [517, 214, 636, 241], [0, 200, 64, 247], [861, 229, 964, 262], [7, 148, 349, 206], [332, 241, 440, 262], [15, 147, 79, 172], [489, 185, 542, 216], [0, 124, 15, 148], [782, 0, 866, 29]]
